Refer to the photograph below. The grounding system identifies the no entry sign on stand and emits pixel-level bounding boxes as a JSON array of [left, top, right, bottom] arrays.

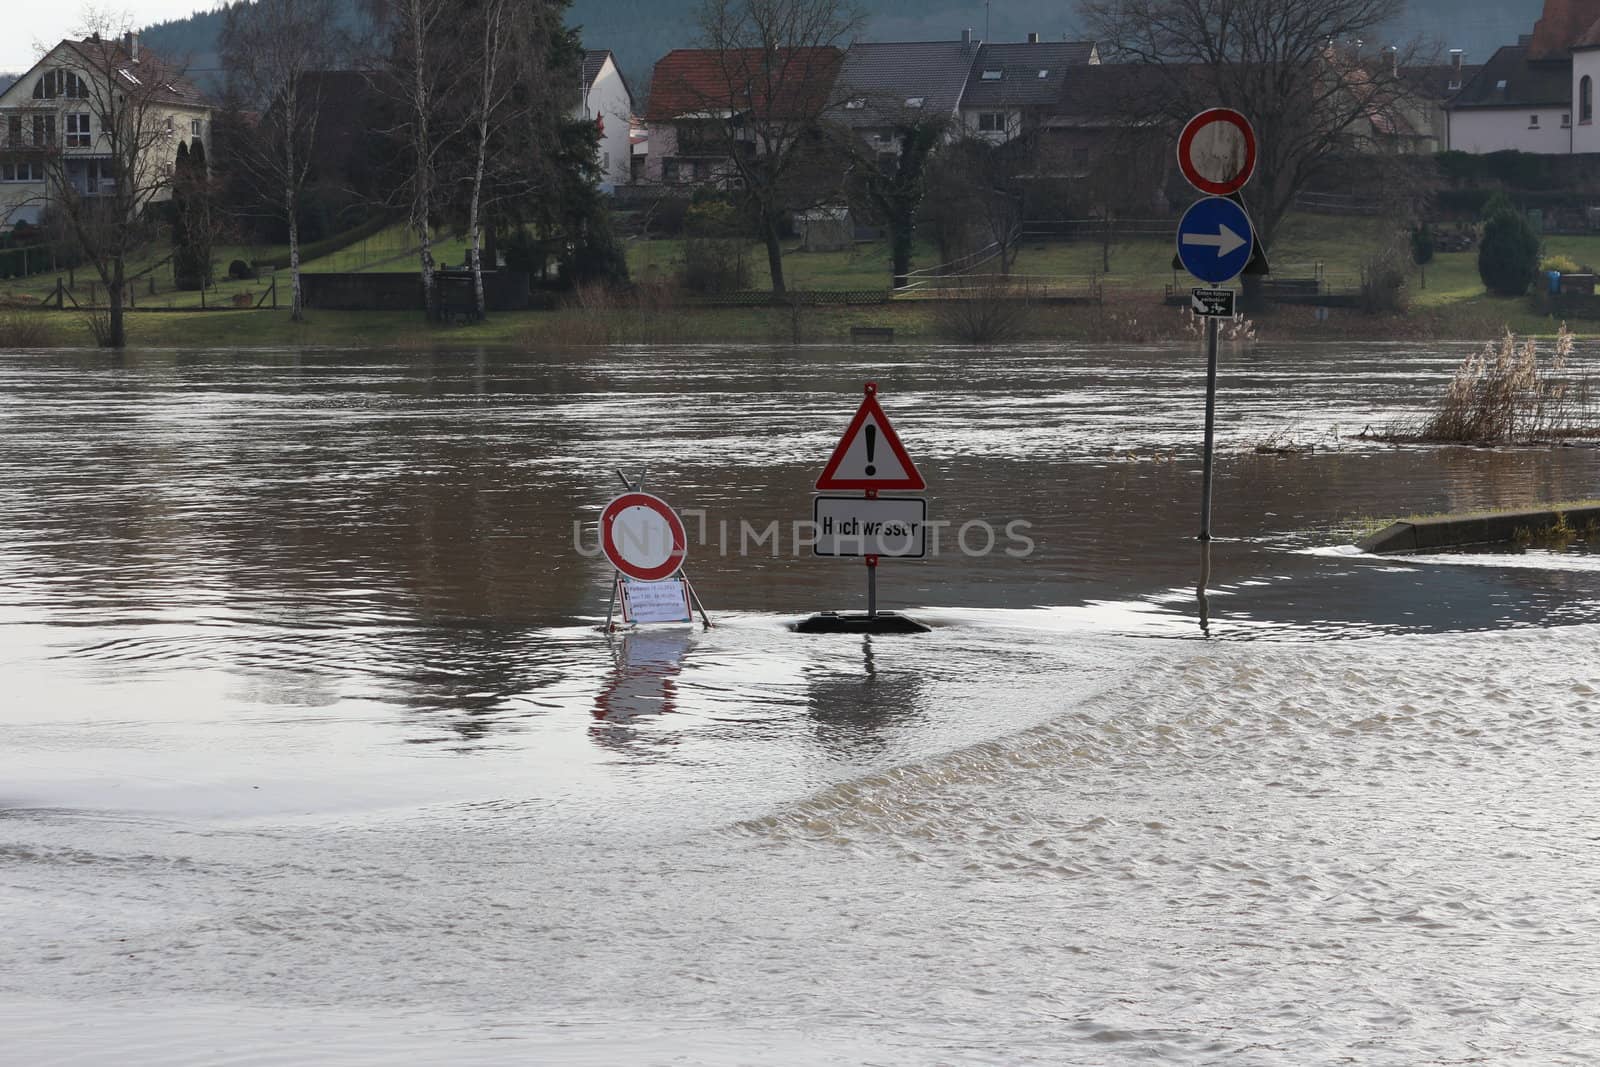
[[601, 491, 687, 582]]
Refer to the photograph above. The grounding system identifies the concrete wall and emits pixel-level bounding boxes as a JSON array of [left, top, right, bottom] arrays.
[[1448, 106, 1574, 154], [300, 270, 531, 312]]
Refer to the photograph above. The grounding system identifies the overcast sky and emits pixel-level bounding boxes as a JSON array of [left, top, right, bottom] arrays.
[[3, 3, 218, 74]]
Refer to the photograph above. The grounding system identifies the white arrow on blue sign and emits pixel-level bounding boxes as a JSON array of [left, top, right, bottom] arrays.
[[1176, 196, 1255, 284]]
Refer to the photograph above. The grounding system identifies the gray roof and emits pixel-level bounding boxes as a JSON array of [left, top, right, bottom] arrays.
[[1447, 45, 1570, 109], [961, 40, 1097, 110], [831, 40, 983, 126], [582, 50, 611, 90]]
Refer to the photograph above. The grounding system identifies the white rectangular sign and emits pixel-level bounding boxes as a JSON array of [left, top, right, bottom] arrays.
[[620, 577, 693, 624], [813, 496, 927, 558]]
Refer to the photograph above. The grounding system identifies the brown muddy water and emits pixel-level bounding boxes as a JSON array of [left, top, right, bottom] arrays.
[[2, 341, 1599, 1064]]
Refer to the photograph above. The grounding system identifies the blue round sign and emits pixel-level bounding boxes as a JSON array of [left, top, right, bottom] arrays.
[[1176, 197, 1255, 284]]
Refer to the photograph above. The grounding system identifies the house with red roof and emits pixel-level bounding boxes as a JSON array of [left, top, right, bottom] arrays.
[[642, 46, 844, 185]]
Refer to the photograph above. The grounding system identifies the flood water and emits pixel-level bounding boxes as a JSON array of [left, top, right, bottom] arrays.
[[3, 341, 1600, 1064]]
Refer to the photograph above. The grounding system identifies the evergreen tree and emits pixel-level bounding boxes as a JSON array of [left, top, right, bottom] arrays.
[[1477, 210, 1539, 297]]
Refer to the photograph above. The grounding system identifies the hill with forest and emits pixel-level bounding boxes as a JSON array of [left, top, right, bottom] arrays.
[[139, 0, 1546, 101]]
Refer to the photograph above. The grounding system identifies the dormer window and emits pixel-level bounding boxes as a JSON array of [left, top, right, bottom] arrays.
[[980, 69, 1002, 80], [33, 69, 87, 98], [905, 96, 924, 108]]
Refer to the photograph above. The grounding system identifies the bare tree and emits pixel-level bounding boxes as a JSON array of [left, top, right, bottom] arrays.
[[832, 98, 949, 289], [1079, 0, 1426, 252], [22, 20, 202, 347], [691, 0, 860, 296], [366, 0, 461, 319], [220, 0, 348, 321]]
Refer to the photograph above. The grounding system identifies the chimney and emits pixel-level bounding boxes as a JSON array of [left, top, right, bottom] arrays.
[[125, 31, 140, 62], [1388, 45, 1399, 77], [1449, 48, 1463, 88], [962, 28, 972, 46], [1027, 32, 1040, 44]]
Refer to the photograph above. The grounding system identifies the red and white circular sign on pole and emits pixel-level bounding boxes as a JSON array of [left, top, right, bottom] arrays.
[[1177, 108, 1257, 196], [601, 492, 687, 582]]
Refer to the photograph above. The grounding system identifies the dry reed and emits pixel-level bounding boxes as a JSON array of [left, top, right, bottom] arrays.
[[1414, 324, 1593, 443]]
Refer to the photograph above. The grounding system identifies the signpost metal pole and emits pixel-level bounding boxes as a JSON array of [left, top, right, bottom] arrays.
[[1199, 314, 1219, 542], [866, 555, 878, 618]]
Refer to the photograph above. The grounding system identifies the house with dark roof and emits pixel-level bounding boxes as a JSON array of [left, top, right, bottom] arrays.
[[959, 37, 1099, 142], [643, 46, 844, 185], [829, 33, 984, 159], [576, 51, 634, 190], [0, 33, 210, 229], [1445, 0, 1600, 153]]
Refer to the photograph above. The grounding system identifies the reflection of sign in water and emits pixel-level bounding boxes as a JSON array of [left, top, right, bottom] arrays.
[[593, 629, 691, 722], [814, 496, 927, 557], [620, 577, 693, 625]]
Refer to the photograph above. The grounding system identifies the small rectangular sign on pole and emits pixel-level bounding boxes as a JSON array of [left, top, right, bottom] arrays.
[[1191, 287, 1236, 318], [813, 496, 927, 558]]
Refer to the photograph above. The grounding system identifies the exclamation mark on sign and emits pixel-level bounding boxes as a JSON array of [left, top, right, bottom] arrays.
[[864, 424, 877, 476]]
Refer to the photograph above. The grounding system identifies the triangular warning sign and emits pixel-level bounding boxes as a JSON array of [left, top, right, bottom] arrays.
[[815, 387, 925, 491]]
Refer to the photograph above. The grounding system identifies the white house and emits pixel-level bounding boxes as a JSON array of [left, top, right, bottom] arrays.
[[1445, 0, 1600, 153], [0, 34, 210, 230], [576, 50, 633, 190]]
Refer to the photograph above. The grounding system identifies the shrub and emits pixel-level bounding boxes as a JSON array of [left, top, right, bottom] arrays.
[[1480, 190, 1517, 222], [228, 259, 257, 280], [1477, 211, 1540, 296], [1410, 223, 1435, 267], [1361, 245, 1410, 313], [1541, 254, 1582, 275], [932, 278, 1034, 343], [0, 308, 52, 347]]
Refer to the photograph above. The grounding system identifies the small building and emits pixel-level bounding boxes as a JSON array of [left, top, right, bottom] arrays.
[[576, 50, 634, 191]]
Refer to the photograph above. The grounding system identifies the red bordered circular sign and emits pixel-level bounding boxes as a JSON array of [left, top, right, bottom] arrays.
[[1177, 108, 1257, 196], [601, 492, 687, 582]]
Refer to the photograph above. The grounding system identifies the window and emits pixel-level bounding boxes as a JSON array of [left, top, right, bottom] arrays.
[[191, 119, 203, 136], [977, 111, 1007, 133], [118, 68, 141, 86], [0, 161, 40, 182], [1530, 113, 1540, 128], [1072, 147, 1090, 169], [602, 150, 610, 171], [1037, 69, 1049, 78], [1563, 112, 1573, 128], [31, 114, 56, 146], [904, 96, 924, 108], [66, 113, 91, 147], [1583, 76, 1594, 123], [980, 69, 1002, 80], [844, 97, 865, 109], [32, 69, 87, 98], [5, 115, 20, 147]]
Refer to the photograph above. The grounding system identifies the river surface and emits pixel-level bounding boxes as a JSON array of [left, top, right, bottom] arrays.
[[3, 340, 1600, 1064]]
